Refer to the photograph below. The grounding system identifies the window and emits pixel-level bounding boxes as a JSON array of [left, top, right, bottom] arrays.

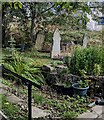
[[98, 17, 104, 25]]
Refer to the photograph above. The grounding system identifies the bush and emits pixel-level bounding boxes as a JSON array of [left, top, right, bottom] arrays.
[[69, 46, 104, 75]]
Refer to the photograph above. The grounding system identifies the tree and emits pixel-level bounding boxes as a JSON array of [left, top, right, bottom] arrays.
[[3, 2, 101, 47], [2, 2, 26, 46], [24, 2, 92, 44]]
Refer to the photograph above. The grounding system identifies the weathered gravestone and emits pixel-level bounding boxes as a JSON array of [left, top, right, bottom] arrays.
[[35, 31, 45, 51], [51, 28, 61, 58], [83, 33, 88, 48]]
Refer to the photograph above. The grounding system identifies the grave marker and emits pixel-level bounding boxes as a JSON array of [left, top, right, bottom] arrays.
[[51, 28, 61, 58], [35, 31, 45, 51], [83, 33, 88, 48]]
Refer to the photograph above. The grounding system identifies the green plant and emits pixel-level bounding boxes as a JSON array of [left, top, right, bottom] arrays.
[[63, 56, 71, 68], [44, 95, 91, 118], [54, 67, 71, 87], [50, 61, 63, 68], [33, 92, 44, 105], [70, 46, 103, 75], [78, 80, 88, 88], [3, 51, 45, 86], [93, 64, 101, 76], [2, 78, 12, 86], [1, 94, 27, 120], [63, 111, 77, 118], [78, 69, 89, 88]]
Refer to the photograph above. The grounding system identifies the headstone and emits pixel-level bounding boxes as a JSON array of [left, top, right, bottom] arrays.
[[35, 31, 45, 51], [83, 33, 88, 48], [62, 46, 66, 53], [51, 28, 61, 58]]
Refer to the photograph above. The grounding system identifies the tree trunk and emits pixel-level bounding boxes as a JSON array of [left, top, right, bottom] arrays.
[[30, 13, 35, 43]]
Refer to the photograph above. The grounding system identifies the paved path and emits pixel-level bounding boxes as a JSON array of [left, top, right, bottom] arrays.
[[1, 82, 104, 119], [77, 102, 104, 119], [0, 82, 50, 119]]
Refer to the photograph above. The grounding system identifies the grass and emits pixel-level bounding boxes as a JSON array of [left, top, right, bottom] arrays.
[[1, 94, 27, 120], [33, 91, 44, 105], [2, 78, 12, 86], [2, 49, 54, 67]]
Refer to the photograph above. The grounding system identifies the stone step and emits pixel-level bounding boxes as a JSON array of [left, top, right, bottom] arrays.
[[0, 82, 50, 118], [32, 107, 50, 118]]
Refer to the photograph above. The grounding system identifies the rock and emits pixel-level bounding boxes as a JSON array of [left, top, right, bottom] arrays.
[[42, 64, 55, 72], [32, 106, 50, 118], [7, 94, 24, 104]]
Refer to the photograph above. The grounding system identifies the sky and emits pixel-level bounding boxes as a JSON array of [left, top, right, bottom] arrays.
[[97, 0, 104, 2]]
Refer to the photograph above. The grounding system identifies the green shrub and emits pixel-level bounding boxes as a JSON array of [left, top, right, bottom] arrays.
[[100, 47, 104, 74], [70, 46, 104, 75]]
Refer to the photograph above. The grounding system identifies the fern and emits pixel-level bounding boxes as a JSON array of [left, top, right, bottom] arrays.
[[3, 52, 45, 86]]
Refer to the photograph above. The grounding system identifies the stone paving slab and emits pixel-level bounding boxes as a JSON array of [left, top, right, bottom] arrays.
[[7, 94, 24, 104], [91, 105, 103, 116], [77, 110, 98, 119], [0, 82, 50, 118], [0, 89, 7, 95], [32, 106, 50, 118], [98, 113, 104, 119], [78, 105, 104, 119]]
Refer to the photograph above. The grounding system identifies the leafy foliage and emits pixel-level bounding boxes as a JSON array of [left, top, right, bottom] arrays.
[[32, 93, 92, 118], [3, 51, 45, 86], [78, 80, 89, 88], [69, 46, 104, 75], [93, 64, 101, 76], [77, 69, 89, 88], [2, 2, 96, 47]]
